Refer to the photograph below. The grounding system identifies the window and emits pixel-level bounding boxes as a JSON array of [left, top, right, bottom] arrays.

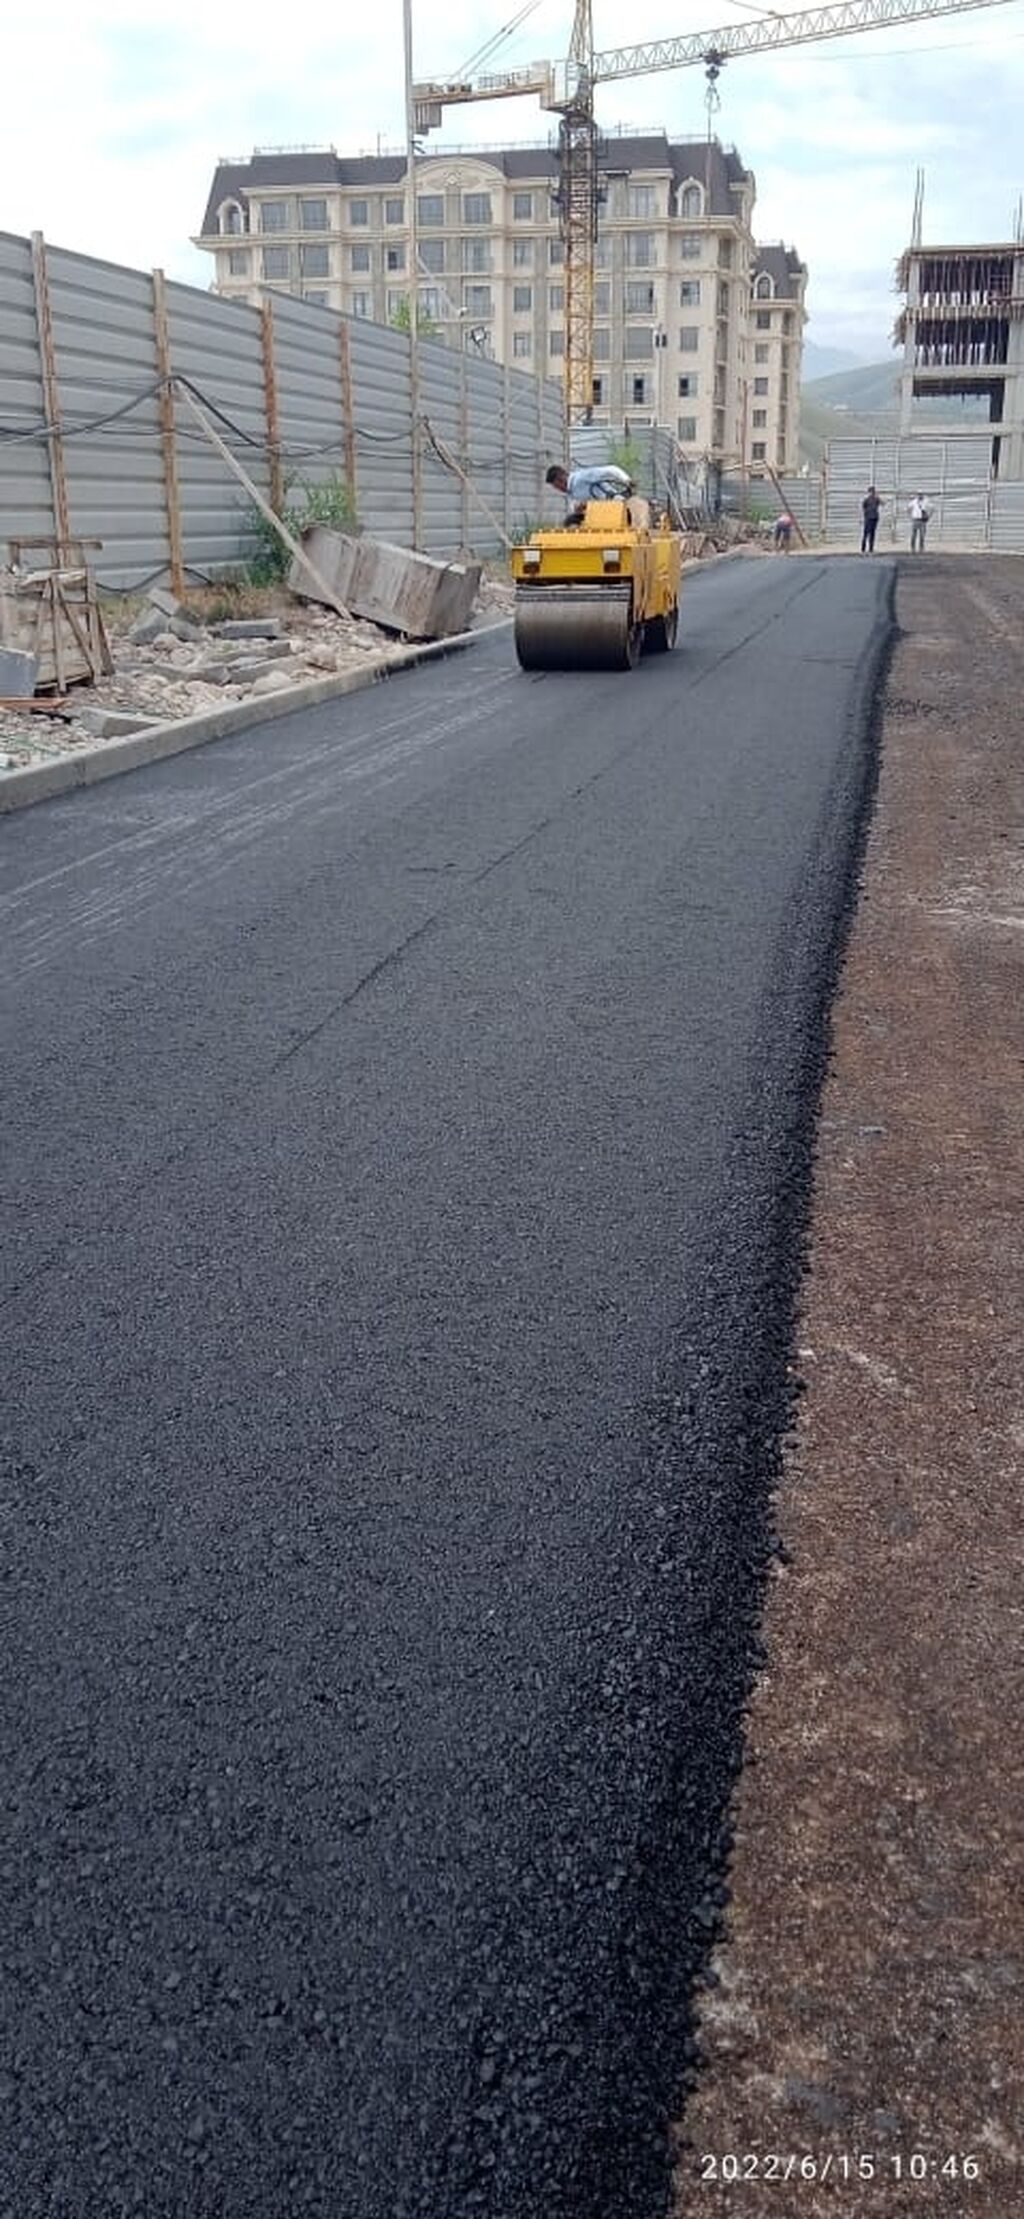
[[260, 201, 289, 233], [677, 415, 697, 442], [261, 246, 290, 279], [594, 281, 610, 314], [718, 238, 733, 269], [513, 191, 533, 220], [626, 280, 654, 313], [549, 284, 564, 311], [679, 280, 701, 306], [754, 343, 769, 364], [418, 287, 442, 322], [462, 192, 492, 224], [752, 408, 767, 427], [300, 198, 328, 231], [350, 291, 371, 318], [417, 193, 444, 227], [462, 238, 491, 272], [624, 326, 653, 359], [592, 327, 610, 360], [513, 332, 532, 357], [595, 235, 611, 268], [549, 329, 564, 355], [756, 310, 771, 330], [755, 272, 773, 298], [385, 197, 405, 225], [677, 373, 698, 397], [783, 311, 794, 333], [228, 249, 250, 276], [464, 284, 492, 316], [301, 244, 330, 277], [549, 238, 565, 265], [513, 284, 532, 312], [349, 200, 369, 227], [386, 244, 406, 272], [752, 441, 766, 459], [513, 238, 533, 267], [754, 376, 769, 395], [717, 284, 730, 317], [304, 290, 329, 307], [679, 325, 699, 352], [631, 375, 648, 405], [220, 201, 244, 235], [627, 184, 655, 217], [680, 232, 701, 260], [680, 184, 703, 219], [592, 376, 603, 405], [351, 244, 371, 272], [418, 238, 445, 273], [625, 232, 653, 267]]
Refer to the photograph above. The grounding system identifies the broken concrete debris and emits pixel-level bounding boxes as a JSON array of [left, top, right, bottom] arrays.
[[289, 528, 482, 642], [0, 647, 38, 699]]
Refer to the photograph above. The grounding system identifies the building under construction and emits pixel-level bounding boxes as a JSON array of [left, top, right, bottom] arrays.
[[897, 240, 1024, 475]]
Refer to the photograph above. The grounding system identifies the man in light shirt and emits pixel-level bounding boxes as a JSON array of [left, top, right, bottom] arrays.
[[546, 461, 634, 525]]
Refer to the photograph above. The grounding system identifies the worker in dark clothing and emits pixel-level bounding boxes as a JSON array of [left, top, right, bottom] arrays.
[[861, 485, 882, 554]]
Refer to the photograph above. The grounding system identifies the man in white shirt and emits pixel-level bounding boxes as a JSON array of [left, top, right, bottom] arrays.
[[546, 461, 634, 524], [908, 492, 931, 553]]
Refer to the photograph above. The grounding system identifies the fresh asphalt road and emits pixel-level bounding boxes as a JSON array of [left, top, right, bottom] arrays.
[[1, 554, 891, 2218]]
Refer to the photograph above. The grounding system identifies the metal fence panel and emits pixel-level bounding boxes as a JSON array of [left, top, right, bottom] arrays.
[[0, 230, 569, 585], [826, 433, 994, 548], [989, 479, 1024, 551], [0, 234, 54, 550]]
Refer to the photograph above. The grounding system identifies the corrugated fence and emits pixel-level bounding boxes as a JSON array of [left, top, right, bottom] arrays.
[[0, 230, 564, 590]]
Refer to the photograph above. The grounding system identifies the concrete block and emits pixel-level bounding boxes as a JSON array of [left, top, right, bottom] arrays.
[[212, 618, 284, 640], [74, 708, 158, 738], [147, 585, 184, 619], [129, 611, 171, 646], [249, 666, 295, 696], [0, 647, 38, 698], [290, 526, 481, 640]]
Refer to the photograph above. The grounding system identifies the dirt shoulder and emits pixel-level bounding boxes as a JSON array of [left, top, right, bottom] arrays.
[[675, 555, 1023, 2216]]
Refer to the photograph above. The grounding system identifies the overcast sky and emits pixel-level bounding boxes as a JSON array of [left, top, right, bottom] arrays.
[[3, 0, 1023, 360]]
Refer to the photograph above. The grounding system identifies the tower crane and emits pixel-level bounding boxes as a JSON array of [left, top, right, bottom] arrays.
[[414, 0, 1015, 421]]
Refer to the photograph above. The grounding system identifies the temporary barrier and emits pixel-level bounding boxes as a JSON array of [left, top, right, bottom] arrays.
[[0, 230, 564, 590]]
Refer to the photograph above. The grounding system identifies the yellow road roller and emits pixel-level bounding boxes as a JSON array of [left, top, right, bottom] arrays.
[[511, 497, 682, 672]]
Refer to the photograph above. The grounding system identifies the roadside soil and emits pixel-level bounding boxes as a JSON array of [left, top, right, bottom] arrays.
[[674, 553, 1023, 2214]]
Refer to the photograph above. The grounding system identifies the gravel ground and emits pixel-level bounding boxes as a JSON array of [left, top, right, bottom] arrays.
[[676, 554, 1023, 2216]]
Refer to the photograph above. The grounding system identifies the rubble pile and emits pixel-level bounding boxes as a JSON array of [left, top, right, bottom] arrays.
[[0, 573, 515, 774]]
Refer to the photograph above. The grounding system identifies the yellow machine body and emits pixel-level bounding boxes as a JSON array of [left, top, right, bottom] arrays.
[[511, 498, 682, 671]]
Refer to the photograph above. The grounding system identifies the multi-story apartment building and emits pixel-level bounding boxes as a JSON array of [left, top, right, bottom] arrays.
[[195, 133, 806, 471]]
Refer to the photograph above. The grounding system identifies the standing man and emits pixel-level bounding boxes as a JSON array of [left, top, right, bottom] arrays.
[[861, 485, 882, 555], [908, 491, 932, 553], [546, 461, 634, 525]]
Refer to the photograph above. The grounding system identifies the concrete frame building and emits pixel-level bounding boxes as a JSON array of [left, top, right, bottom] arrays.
[[196, 134, 806, 474], [897, 241, 1024, 476]]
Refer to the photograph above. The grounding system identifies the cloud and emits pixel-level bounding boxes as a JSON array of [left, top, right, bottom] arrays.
[[1, 1, 1021, 353]]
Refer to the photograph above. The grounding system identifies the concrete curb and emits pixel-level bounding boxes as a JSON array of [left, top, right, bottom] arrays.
[[0, 624, 491, 817]]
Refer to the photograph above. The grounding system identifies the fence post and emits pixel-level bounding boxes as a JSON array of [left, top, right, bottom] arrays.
[[502, 364, 512, 545], [410, 335, 423, 552], [338, 318, 358, 518], [152, 270, 185, 597], [458, 351, 470, 550], [30, 231, 71, 551], [260, 300, 284, 516]]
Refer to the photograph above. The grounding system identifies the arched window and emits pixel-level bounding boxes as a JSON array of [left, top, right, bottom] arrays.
[[680, 183, 703, 221], [220, 200, 245, 236], [755, 272, 773, 300]]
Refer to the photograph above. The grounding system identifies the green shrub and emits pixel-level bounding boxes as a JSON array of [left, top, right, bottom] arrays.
[[243, 473, 357, 585]]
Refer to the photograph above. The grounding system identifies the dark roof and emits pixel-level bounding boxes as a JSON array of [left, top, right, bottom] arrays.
[[753, 243, 806, 295], [198, 134, 755, 235]]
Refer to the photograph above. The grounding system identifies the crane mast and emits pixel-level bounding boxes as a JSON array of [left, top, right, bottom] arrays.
[[413, 0, 1015, 423]]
